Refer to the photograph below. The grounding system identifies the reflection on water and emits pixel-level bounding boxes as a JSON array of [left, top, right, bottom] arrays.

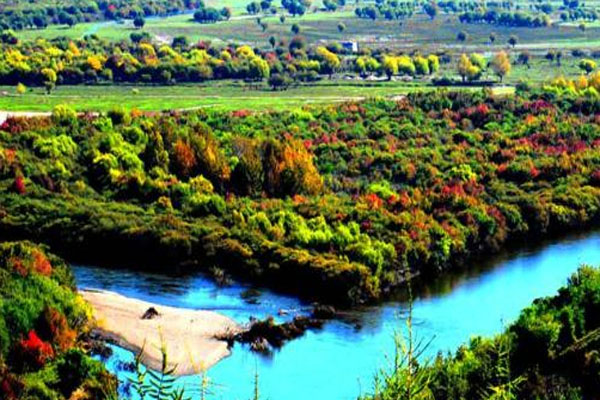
[[75, 230, 600, 400]]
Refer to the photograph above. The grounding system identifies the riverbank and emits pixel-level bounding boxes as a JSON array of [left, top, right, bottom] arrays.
[[75, 230, 600, 400], [81, 289, 242, 375]]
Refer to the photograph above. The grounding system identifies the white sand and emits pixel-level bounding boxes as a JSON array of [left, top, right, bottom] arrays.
[[81, 289, 242, 375]]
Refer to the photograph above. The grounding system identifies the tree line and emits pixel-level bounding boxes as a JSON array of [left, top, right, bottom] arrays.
[[0, 34, 450, 90], [0, 0, 205, 31]]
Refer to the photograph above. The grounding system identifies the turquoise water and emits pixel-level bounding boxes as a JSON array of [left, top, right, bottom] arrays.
[[74, 231, 600, 400]]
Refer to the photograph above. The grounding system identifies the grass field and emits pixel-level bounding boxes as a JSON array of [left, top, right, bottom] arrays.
[[0, 80, 516, 112], [17, 9, 600, 53], [8, 2, 597, 114]]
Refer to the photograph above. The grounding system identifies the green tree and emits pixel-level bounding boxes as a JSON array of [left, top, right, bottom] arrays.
[[423, 2, 438, 20], [134, 16, 145, 29], [579, 58, 597, 74]]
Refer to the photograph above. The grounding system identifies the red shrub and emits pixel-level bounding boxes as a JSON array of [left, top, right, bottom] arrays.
[[361, 219, 372, 231], [8, 257, 27, 277], [32, 250, 52, 276], [39, 307, 76, 352], [590, 170, 600, 186], [530, 166, 540, 179], [487, 206, 506, 229], [398, 191, 411, 208], [13, 175, 25, 194], [292, 194, 307, 205], [440, 183, 465, 199], [364, 193, 383, 210], [523, 99, 554, 113], [4, 148, 16, 164], [172, 140, 197, 177], [0, 369, 23, 400], [231, 109, 251, 118], [18, 330, 54, 368]]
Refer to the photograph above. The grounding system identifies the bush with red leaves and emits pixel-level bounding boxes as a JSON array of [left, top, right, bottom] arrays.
[[37, 307, 76, 352], [17, 330, 55, 368], [0, 368, 23, 400], [32, 250, 52, 276], [12, 175, 25, 195]]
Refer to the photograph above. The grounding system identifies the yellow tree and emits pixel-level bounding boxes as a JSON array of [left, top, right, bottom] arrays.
[[413, 55, 430, 75], [382, 55, 399, 80], [41, 67, 57, 94], [491, 51, 511, 82], [356, 56, 379, 77], [576, 75, 589, 90], [16, 82, 26, 95], [457, 54, 472, 82], [316, 46, 341, 78], [249, 57, 270, 81], [427, 55, 440, 73], [87, 55, 104, 71], [68, 41, 80, 57], [589, 71, 600, 90], [466, 64, 481, 82]]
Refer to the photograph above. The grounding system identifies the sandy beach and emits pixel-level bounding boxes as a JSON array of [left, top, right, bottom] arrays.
[[80, 289, 242, 375]]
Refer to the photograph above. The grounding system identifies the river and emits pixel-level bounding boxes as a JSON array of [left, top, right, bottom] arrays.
[[73, 230, 600, 400]]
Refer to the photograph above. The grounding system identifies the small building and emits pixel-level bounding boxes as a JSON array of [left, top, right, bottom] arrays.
[[340, 41, 358, 53]]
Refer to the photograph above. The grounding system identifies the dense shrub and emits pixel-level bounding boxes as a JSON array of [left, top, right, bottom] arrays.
[[2, 92, 600, 304], [0, 242, 116, 399]]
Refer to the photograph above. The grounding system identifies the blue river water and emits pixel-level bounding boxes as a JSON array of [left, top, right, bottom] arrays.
[[73, 230, 600, 400]]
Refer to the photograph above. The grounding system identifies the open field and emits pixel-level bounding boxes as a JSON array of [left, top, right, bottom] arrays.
[[0, 55, 582, 113], [17, 10, 600, 52], [0, 81, 498, 112], [0, 81, 421, 112]]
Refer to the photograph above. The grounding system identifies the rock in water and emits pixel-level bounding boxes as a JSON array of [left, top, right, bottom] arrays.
[[312, 304, 336, 319]]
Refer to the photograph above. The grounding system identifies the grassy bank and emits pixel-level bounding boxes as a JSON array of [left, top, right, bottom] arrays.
[[0, 81, 483, 112], [361, 266, 600, 400]]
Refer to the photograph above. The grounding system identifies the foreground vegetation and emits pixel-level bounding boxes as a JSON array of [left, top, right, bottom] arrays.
[[6, 239, 600, 399], [2, 90, 600, 304], [0, 241, 116, 399], [363, 265, 600, 399]]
